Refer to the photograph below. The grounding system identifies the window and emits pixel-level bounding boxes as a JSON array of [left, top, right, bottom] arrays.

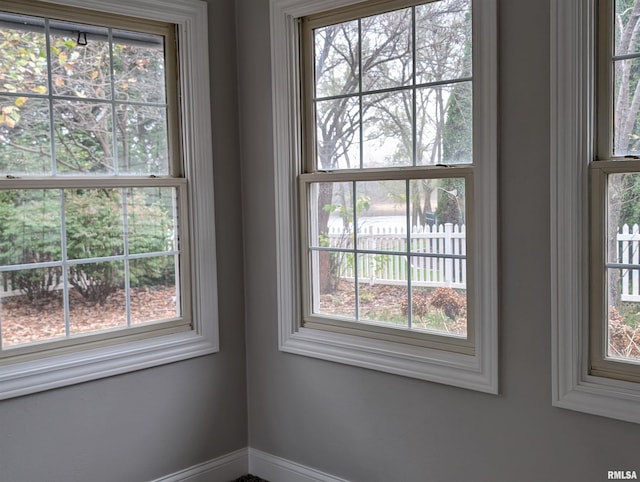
[[0, 0, 217, 399], [300, 0, 474, 353], [592, 0, 640, 382], [271, 0, 497, 392], [552, 0, 640, 424]]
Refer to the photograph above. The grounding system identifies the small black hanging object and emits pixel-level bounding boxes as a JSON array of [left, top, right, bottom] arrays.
[[77, 31, 87, 46]]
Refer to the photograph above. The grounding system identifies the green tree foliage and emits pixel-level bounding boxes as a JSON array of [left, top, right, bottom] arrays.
[[64, 189, 124, 303], [125, 189, 175, 287], [434, 181, 465, 225], [0, 191, 62, 303], [0, 17, 168, 175], [0, 188, 174, 304]]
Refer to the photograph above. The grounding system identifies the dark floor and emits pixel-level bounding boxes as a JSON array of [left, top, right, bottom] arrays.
[[232, 475, 269, 482]]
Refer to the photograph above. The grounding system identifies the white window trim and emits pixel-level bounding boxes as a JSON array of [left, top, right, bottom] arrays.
[[271, 0, 498, 393], [0, 0, 218, 400], [551, 0, 640, 424]]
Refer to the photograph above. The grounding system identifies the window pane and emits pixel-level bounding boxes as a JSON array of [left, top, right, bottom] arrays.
[[1, 267, 65, 347], [50, 21, 111, 99], [410, 178, 466, 231], [116, 104, 168, 174], [410, 284, 467, 336], [113, 30, 166, 103], [606, 172, 640, 362], [0, 189, 62, 266], [415, 0, 472, 84], [608, 173, 640, 264], [410, 229, 466, 285], [0, 96, 52, 175], [309, 181, 354, 249], [357, 254, 409, 327], [614, 58, 640, 156], [610, 221, 640, 266], [416, 82, 472, 165], [362, 90, 412, 168], [311, 249, 356, 319], [65, 188, 124, 259], [0, 13, 48, 95], [607, 268, 640, 362], [130, 256, 178, 324], [409, 178, 437, 228], [315, 96, 360, 169], [314, 21, 359, 99], [126, 187, 176, 255], [53, 100, 114, 173], [615, 0, 640, 56], [414, 223, 470, 285], [68, 260, 126, 334], [361, 8, 412, 91], [355, 180, 407, 250]]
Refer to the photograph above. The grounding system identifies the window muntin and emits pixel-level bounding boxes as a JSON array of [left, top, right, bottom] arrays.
[[592, 0, 640, 381], [301, 0, 474, 353], [0, 5, 188, 361]]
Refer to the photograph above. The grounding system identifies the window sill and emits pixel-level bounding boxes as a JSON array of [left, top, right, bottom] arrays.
[[0, 329, 218, 399], [281, 326, 497, 393], [553, 371, 640, 424]]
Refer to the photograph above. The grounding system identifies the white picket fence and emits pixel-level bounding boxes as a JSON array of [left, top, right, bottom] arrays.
[[328, 222, 466, 289], [4, 223, 640, 299], [618, 224, 640, 302], [326, 222, 640, 299]]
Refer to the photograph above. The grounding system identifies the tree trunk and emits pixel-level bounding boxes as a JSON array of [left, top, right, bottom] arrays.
[[317, 182, 334, 293]]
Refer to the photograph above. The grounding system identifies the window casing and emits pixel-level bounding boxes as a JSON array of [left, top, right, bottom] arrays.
[[271, 0, 497, 393], [0, 0, 217, 399]]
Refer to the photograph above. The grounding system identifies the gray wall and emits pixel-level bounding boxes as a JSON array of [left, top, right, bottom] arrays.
[[237, 1, 640, 481], [2, 0, 640, 481], [0, 1, 247, 481]]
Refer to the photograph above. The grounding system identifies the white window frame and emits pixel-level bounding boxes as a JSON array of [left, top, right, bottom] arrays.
[[271, 0, 498, 393], [0, 0, 218, 400], [551, 0, 640, 424]]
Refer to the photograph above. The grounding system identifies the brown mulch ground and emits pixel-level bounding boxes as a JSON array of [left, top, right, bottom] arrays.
[[4, 283, 639, 360], [321, 282, 640, 357], [609, 307, 640, 360], [319, 281, 408, 320], [319, 281, 467, 335], [1, 286, 176, 347]]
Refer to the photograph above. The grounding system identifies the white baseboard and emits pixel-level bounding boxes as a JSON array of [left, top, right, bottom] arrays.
[[248, 448, 350, 482], [152, 448, 248, 482], [152, 447, 350, 482]]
